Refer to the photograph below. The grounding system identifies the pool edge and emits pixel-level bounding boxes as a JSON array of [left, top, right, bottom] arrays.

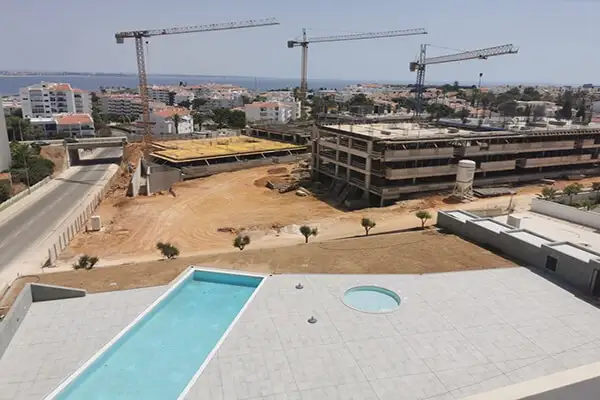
[[43, 266, 268, 400], [177, 269, 270, 400]]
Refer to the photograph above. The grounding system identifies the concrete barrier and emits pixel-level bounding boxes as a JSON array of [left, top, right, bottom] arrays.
[[30, 283, 85, 302], [531, 198, 600, 230], [127, 158, 142, 197], [0, 176, 52, 212]]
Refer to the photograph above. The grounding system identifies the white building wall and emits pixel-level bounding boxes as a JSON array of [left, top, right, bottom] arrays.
[[148, 114, 193, 135], [0, 99, 10, 171], [245, 102, 293, 123]]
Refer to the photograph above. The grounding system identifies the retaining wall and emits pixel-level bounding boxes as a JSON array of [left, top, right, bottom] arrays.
[[531, 198, 600, 230], [181, 154, 310, 180], [0, 176, 51, 212], [46, 166, 119, 266], [437, 210, 600, 295], [147, 166, 181, 194], [127, 158, 142, 197], [0, 283, 86, 359]]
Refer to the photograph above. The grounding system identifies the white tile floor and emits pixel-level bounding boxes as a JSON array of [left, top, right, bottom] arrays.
[[3, 267, 600, 399]]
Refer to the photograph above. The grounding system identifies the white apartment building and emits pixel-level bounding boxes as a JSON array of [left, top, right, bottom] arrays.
[[20, 82, 91, 118], [244, 102, 295, 124], [98, 94, 168, 119], [29, 113, 95, 138], [138, 106, 193, 135]]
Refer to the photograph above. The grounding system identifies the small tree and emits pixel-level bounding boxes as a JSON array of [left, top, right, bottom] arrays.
[[361, 218, 376, 236], [563, 183, 583, 205], [156, 242, 180, 259], [592, 182, 600, 201], [73, 254, 99, 270], [233, 235, 251, 251], [415, 210, 432, 229], [540, 186, 558, 201], [299, 225, 318, 243]]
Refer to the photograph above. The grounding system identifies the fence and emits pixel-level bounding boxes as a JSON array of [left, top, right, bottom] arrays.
[[45, 166, 120, 265], [0, 176, 52, 213]]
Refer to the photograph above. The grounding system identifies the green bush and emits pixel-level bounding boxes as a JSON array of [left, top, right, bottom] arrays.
[[156, 242, 180, 259]]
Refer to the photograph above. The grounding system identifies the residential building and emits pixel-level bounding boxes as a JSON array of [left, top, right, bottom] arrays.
[[29, 113, 95, 138], [20, 82, 91, 118], [244, 102, 295, 124], [147, 86, 171, 104], [0, 99, 9, 171], [1, 97, 21, 116], [98, 94, 167, 119], [138, 107, 192, 135]]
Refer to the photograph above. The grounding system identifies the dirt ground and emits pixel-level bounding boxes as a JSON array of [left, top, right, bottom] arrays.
[[2, 230, 515, 310], [40, 146, 67, 176]]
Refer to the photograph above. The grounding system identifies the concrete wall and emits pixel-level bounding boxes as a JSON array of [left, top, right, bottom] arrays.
[[0, 283, 87, 358], [46, 166, 119, 265], [127, 158, 142, 197], [146, 166, 181, 194], [181, 154, 309, 180], [30, 283, 86, 302], [437, 210, 600, 295], [0, 176, 52, 212], [531, 198, 600, 230], [0, 284, 32, 358]]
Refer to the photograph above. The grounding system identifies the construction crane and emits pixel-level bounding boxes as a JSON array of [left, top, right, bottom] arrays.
[[410, 44, 519, 117], [287, 28, 427, 117], [115, 18, 280, 154]]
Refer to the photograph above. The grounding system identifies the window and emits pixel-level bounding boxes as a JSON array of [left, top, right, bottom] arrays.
[[545, 256, 558, 272]]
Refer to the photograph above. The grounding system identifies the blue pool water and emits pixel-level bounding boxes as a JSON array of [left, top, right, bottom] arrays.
[[343, 286, 401, 313], [54, 270, 262, 400]]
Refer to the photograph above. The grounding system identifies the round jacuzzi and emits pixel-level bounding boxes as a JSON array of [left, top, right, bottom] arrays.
[[342, 286, 401, 313]]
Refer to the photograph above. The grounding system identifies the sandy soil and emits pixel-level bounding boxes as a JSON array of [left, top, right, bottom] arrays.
[[2, 230, 515, 310], [40, 146, 67, 177]]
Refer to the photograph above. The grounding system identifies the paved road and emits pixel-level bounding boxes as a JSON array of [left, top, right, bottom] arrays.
[[0, 148, 122, 269]]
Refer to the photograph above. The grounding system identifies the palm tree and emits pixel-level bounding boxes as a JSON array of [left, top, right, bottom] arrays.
[[563, 183, 583, 206], [540, 187, 558, 201], [192, 112, 203, 131], [172, 114, 181, 135]]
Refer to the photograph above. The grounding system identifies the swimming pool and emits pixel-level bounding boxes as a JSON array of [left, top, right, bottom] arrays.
[[46, 268, 265, 400]]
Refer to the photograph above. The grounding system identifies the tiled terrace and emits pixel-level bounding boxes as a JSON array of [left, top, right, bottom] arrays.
[[3, 268, 600, 399]]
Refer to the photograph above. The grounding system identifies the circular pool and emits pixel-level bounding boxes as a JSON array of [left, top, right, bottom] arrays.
[[342, 286, 401, 313]]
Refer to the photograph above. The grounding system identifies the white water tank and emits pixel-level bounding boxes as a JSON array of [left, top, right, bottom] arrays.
[[456, 160, 476, 191]]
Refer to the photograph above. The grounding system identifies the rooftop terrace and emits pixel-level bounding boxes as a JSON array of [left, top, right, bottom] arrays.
[[151, 137, 305, 163], [3, 268, 600, 399]]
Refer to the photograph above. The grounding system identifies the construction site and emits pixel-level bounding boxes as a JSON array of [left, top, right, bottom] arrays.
[[312, 122, 600, 206]]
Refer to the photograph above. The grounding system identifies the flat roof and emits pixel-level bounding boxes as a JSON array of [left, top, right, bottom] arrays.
[[323, 123, 600, 143], [550, 243, 600, 262], [5, 268, 600, 399], [506, 230, 551, 247], [446, 210, 477, 222], [150, 136, 305, 163], [472, 219, 512, 233], [494, 212, 600, 253]]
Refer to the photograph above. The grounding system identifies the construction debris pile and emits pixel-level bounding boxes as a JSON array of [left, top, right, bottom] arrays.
[[264, 161, 311, 194]]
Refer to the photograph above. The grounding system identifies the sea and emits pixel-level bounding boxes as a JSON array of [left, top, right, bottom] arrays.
[[0, 74, 372, 96]]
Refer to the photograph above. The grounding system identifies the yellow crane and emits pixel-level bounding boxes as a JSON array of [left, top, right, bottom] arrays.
[[287, 28, 427, 118], [115, 18, 280, 154]]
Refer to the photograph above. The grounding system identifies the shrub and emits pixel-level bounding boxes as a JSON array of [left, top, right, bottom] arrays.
[[233, 235, 251, 250], [157, 242, 180, 259], [415, 210, 432, 229], [73, 254, 99, 270]]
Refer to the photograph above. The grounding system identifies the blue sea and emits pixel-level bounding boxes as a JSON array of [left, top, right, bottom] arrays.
[[0, 74, 364, 96]]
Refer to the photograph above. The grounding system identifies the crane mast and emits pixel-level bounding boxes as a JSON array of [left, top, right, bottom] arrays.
[[410, 43, 519, 117], [115, 18, 280, 155], [288, 28, 427, 118]]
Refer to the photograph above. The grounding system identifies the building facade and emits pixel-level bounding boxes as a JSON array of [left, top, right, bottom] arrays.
[[29, 114, 95, 138], [20, 82, 91, 118], [312, 123, 600, 206], [245, 102, 296, 124], [140, 107, 193, 135]]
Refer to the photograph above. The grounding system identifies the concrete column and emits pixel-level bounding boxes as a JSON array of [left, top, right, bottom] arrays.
[[364, 141, 373, 198], [335, 136, 340, 176], [59, 236, 63, 250]]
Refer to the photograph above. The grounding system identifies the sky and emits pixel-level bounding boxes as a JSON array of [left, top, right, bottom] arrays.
[[0, 0, 598, 85]]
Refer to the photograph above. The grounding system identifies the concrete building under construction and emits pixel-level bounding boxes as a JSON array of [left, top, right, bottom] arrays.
[[311, 122, 600, 206]]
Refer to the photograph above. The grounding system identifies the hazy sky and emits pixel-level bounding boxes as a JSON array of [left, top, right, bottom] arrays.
[[1, 0, 597, 84]]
